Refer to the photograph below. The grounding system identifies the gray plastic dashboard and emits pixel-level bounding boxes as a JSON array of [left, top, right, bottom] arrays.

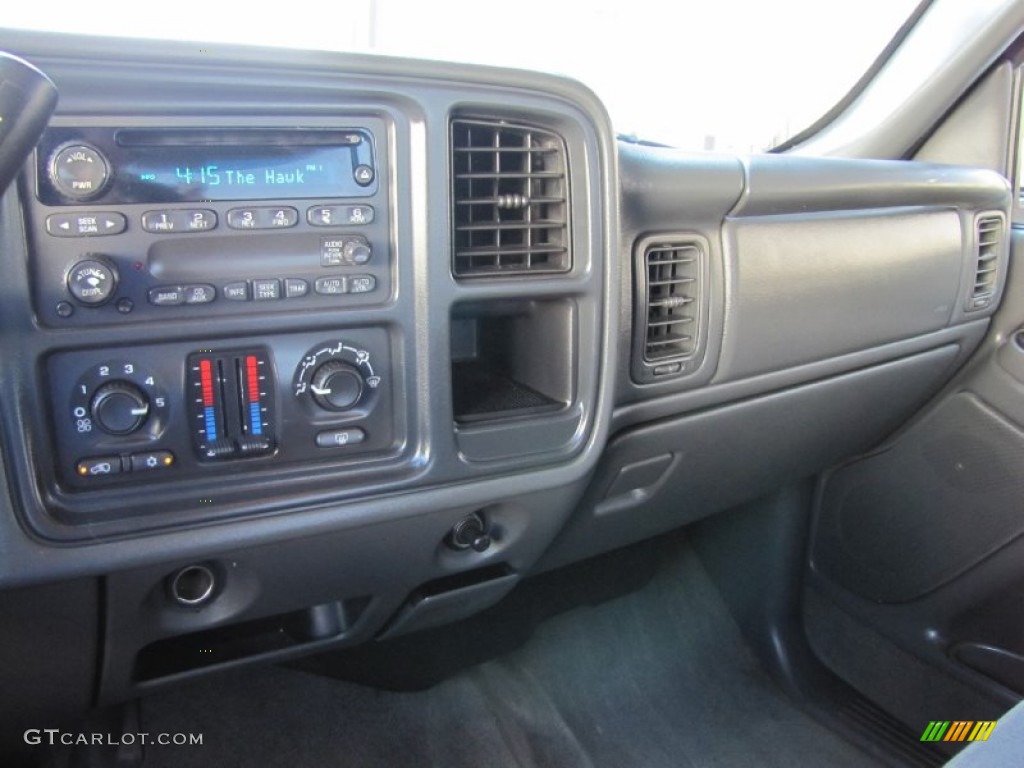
[[0, 28, 1013, 709], [0, 30, 620, 584]]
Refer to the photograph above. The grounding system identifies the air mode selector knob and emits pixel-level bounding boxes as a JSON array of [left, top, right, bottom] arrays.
[[310, 361, 364, 411], [90, 380, 150, 435]]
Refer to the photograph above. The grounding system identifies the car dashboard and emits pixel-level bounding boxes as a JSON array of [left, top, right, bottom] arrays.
[[0, 27, 1012, 730]]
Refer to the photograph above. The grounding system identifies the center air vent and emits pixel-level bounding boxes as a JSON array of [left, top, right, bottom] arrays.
[[450, 119, 570, 278], [632, 235, 708, 384], [966, 213, 1004, 311]]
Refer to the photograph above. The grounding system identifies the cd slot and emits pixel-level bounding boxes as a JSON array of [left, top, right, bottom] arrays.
[[116, 128, 365, 147]]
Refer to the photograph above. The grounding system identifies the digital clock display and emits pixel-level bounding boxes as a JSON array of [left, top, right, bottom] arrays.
[[37, 128, 378, 205], [123, 145, 366, 201]]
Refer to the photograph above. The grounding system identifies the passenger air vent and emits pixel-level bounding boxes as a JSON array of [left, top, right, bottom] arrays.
[[967, 214, 1004, 311], [643, 242, 701, 360], [632, 235, 709, 384], [450, 119, 570, 278]]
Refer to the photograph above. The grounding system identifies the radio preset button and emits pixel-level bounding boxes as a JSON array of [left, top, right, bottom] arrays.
[[284, 278, 309, 298], [47, 212, 126, 237], [141, 210, 179, 233], [148, 286, 186, 306], [227, 208, 259, 229], [252, 279, 281, 300], [343, 205, 374, 225], [348, 275, 376, 294], [226, 206, 298, 230], [267, 207, 298, 228], [308, 205, 342, 227], [143, 209, 216, 234], [315, 277, 347, 295], [223, 282, 250, 301], [184, 284, 216, 304], [183, 209, 217, 232]]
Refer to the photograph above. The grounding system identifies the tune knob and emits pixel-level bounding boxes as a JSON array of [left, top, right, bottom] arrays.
[[90, 380, 150, 435], [309, 361, 364, 411], [67, 257, 118, 306]]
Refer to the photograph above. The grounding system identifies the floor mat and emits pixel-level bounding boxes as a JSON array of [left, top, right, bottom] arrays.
[[138, 540, 874, 768]]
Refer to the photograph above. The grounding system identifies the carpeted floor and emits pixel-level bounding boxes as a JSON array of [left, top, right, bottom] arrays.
[[137, 539, 874, 768]]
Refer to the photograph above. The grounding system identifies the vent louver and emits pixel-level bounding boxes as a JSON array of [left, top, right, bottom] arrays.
[[451, 119, 570, 278], [643, 242, 701, 361], [967, 214, 1004, 311]]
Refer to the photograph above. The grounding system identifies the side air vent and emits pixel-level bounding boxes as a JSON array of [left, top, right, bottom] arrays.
[[644, 242, 701, 360], [450, 119, 570, 278], [632, 235, 709, 384], [967, 214, 1004, 311]]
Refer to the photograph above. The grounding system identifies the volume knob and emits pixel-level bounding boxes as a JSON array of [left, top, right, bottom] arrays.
[[310, 361, 364, 412], [90, 381, 149, 435], [50, 144, 110, 200]]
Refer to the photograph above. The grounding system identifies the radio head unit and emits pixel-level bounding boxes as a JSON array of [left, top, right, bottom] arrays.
[[36, 127, 378, 204], [25, 120, 390, 328]]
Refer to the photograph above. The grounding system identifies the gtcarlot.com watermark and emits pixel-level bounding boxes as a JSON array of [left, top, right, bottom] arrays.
[[25, 729, 202, 747]]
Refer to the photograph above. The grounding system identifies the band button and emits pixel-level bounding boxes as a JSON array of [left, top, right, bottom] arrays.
[[148, 286, 185, 306]]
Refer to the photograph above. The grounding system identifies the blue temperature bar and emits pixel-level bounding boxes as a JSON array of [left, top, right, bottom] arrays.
[[249, 402, 263, 436], [204, 407, 217, 442]]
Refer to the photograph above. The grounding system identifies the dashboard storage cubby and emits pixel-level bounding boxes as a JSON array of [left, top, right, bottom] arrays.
[[450, 299, 574, 423]]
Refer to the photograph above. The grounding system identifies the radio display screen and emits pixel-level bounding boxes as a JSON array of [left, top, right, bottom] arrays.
[[36, 128, 378, 204]]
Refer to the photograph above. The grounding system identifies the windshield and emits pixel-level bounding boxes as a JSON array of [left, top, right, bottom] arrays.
[[4, 0, 921, 152]]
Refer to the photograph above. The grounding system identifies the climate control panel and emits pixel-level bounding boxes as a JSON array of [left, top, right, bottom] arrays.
[[47, 328, 398, 494]]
